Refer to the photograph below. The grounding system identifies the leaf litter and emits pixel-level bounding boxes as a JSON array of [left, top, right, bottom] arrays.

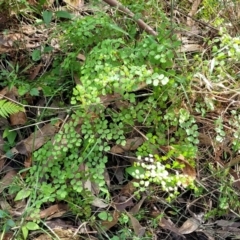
[[0, 0, 240, 239]]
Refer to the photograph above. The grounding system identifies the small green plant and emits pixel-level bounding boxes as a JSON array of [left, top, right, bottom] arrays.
[[126, 154, 195, 200], [25, 7, 199, 221], [0, 210, 16, 236], [0, 100, 24, 118], [21, 222, 40, 240], [3, 127, 17, 152], [215, 116, 225, 143]]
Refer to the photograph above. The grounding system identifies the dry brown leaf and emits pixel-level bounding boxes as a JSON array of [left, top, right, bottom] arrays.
[[0, 87, 9, 99], [115, 99, 130, 109], [0, 232, 14, 240], [39, 204, 68, 219], [0, 168, 17, 193], [114, 167, 124, 183], [0, 167, 17, 193], [126, 212, 146, 237], [0, 199, 12, 212], [99, 93, 121, 108], [215, 220, 240, 228], [101, 210, 120, 230], [161, 146, 196, 185], [77, 53, 86, 61], [111, 137, 144, 154], [114, 196, 134, 211], [91, 197, 109, 208], [178, 44, 203, 53], [104, 169, 111, 188], [120, 180, 137, 196], [159, 217, 183, 236], [176, 154, 196, 180], [30, 63, 42, 80], [10, 111, 27, 125], [1, 120, 58, 159], [46, 210, 68, 220], [178, 217, 200, 234], [0, 130, 6, 155], [21, 123, 58, 153], [129, 195, 147, 215]]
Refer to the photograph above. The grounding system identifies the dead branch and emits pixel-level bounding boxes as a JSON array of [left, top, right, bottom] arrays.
[[102, 0, 158, 37]]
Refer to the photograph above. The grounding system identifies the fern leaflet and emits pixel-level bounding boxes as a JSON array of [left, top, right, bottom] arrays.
[[0, 99, 24, 118]]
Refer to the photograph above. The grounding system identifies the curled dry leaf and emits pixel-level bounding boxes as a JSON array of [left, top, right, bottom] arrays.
[[0, 168, 17, 193], [129, 195, 147, 215], [120, 180, 137, 197], [77, 53, 86, 61], [99, 93, 121, 108], [113, 196, 134, 211], [215, 220, 240, 228], [178, 44, 203, 53], [177, 154, 196, 180], [159, 217, 182, 236], [0, 123, 59, 160], [91, 197, 109, 208], [10, 111, 27, 126], [39, 204, 68, 219], [178, 217, 201, 234], [126, 212, 146, 237]]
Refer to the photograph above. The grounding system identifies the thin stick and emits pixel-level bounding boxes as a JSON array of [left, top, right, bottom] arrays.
[[103, 0, 158, 37]]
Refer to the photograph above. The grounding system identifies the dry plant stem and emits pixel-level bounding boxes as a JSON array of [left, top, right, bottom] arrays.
[[102, 0, 158, 37]]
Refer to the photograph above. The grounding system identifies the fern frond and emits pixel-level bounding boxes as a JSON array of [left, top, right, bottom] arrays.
[[0, 99, 24, 118]]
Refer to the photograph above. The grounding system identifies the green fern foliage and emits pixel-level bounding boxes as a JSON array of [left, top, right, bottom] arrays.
[[0, 99, 24, 118]]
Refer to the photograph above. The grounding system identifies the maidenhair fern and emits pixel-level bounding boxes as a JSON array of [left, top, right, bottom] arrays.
[[0, 99, 24, 118]]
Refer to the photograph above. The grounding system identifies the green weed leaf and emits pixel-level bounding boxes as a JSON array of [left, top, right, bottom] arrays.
[[22, 226, 28, 240], [30, 88, 39, 96], [14, 189, 31, 201], [55, 10, 73, 19], [0, 210, 8, 218], [32, 49, 41, 61], [42, 10, 52, 25], [98, 211, 108, 220], [126, 166, 145, 178], [26, 222, 40, 230]]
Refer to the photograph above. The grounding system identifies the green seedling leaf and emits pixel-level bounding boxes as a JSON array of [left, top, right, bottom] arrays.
[[3, 128, 17, 145], [14, 189, 31, 201], [161, 77, 169, 85], [98, 211, 108, 221], [126, 166, 146, 179], [26, 222, 40, 230], [30, 88, 39, 96], [0, 210, 8, 218], [6, 219, 15, 228], [55, 10, 73, 19], [107, 23, 129, 36], [32, 49, 41, 61], [42, 10, 52, 25], [2, 219, 15, 232], [22, 226, 28, 240], [18, 85, 30, 96], [43, 46, 54, 53]]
